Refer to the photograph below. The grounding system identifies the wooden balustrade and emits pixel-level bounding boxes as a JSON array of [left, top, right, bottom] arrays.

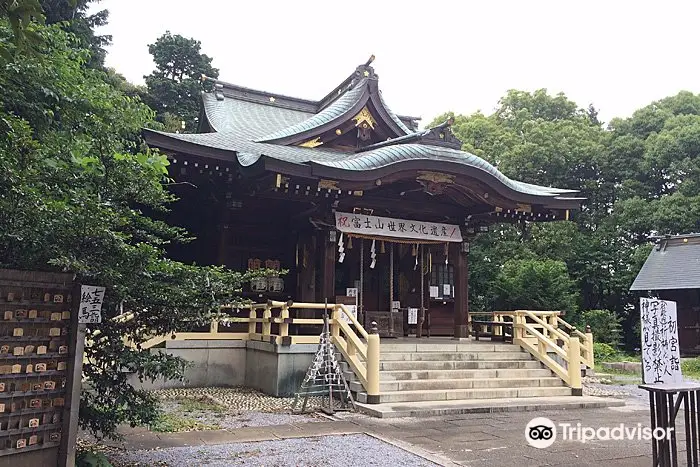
[[490, 310, 592, 394], [131, 300, 379, 398]]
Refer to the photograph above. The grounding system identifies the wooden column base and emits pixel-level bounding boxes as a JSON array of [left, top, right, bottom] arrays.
[[454, 324, 469, 339]]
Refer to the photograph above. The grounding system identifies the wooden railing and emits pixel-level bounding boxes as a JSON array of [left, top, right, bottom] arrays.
[[131, 300, 380, 399], [488, 310, 594, 393]]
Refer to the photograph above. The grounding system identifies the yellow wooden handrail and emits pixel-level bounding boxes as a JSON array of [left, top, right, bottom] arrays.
[[133, 300, 380, 399], [509, 311, 584, 392], [492, 310, 594, 369]]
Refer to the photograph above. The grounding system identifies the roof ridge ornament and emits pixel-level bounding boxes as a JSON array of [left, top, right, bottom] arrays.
[[354, 54, 377, 81], [422, 118, 462, 149]]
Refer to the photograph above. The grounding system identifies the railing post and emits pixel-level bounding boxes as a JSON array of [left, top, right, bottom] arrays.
[[567, 329, 583, 395], [330, 305, 340, 340], [262, 304, 272, 338], [513, 312, 523, 341], [366, 321, 381, 404], [248, 306, 256, 335], [279, 304, 289, 338], [585, 324, 595, 368], [210, 319, 219, 335], [494, 313, 502, 337]]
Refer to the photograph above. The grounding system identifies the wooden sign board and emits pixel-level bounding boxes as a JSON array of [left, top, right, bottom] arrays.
[[78, 285, 105, 324], [641, 297, 683, 384]]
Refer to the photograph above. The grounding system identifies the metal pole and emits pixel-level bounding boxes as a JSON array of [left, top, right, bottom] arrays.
[[324, 301, 334, 414], [419, 244, 425, 338], [359, 239, 364, 327], [388, 242, 394, 337]]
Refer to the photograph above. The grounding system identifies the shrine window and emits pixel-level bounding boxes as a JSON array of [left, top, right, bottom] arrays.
[[430, 263, 455, 299]]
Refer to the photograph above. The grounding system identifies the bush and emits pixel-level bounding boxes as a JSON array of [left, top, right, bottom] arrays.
[[578, 309, 622, 346], [593, 342, 620, 361]]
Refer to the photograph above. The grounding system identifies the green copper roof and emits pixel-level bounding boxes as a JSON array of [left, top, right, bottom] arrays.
[[255, 79, 371, 142], [144, 62, 581, 207]]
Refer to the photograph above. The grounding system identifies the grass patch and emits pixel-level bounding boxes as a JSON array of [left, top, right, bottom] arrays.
[[179, 397, 226, 414], [682, 358, 700, 380], [150, 413, 220, 433], [595, 365, 639, 376]]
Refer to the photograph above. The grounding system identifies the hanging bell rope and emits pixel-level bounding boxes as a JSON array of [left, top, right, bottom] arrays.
[[338, 232, 345, 263], [370, 239, 377, 269]]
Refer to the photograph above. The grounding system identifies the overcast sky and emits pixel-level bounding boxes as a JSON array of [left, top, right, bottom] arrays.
[[96, 0, 700, 126]]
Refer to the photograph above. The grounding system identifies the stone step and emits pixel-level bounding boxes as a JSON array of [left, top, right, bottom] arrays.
[[356, 396, 626, 418], [356, 386, 573, 403], [350, 376, 564, 393], [379, 342, 518, 353], [380, 351, 528, 361], [380, 359, 542, 371], [379, 368, 553, 381]]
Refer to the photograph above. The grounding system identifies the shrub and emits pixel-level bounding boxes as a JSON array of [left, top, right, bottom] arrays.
[[593, 342, 620, 361], [578, 309, 622, 346]]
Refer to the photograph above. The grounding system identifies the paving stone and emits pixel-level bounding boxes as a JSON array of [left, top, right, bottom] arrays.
[[197, 428, 276, 445]]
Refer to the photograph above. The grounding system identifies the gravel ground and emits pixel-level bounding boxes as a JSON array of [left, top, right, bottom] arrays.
[[153, 387, 344, 414], [159, 399, 322, 429], [109, 434, 437, 467]]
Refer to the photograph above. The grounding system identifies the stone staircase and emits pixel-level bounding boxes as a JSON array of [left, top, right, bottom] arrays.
[[341, 340, 572, 404]]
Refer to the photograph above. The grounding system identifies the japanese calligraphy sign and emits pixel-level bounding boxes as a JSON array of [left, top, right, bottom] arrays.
[[640, 297, 682, 384], [334, 212, 462, 242], [78, 285, 105, 324]]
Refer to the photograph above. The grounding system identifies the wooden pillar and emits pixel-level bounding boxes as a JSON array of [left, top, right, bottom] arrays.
[[216, 207, 231, 266], [451, 242, 469, 338], [296, 232, 316, 303], [317, 229, 336, 303]]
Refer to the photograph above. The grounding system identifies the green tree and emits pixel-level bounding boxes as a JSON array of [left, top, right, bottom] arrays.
[[0, 18, 248, 439], [494, 259, 579, 317], [40, 0, 110, 67], [143, 31, 219, 133], [437, 89, 647, 345], [0, 0, 44, 59]]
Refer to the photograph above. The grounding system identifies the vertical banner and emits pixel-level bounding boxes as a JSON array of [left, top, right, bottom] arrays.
[[640, 297, 682, 384]]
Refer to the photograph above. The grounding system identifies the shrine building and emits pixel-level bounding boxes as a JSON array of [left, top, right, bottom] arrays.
[[631, 233, 700, 355], [143, 56, 583, 340]]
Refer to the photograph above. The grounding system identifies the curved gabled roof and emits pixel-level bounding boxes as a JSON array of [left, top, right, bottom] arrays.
[[255, 78, 370, 143], [144, 60, 583, 212]]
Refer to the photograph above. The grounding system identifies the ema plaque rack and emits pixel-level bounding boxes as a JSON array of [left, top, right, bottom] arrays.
[[292, 313, 355, 414], [0, 269, 82, 467]]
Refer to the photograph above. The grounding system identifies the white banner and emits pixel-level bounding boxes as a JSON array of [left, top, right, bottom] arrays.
[[79, 285, 105, 324], [334, 212, 462, 242], [640, 297, 682, 384]]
